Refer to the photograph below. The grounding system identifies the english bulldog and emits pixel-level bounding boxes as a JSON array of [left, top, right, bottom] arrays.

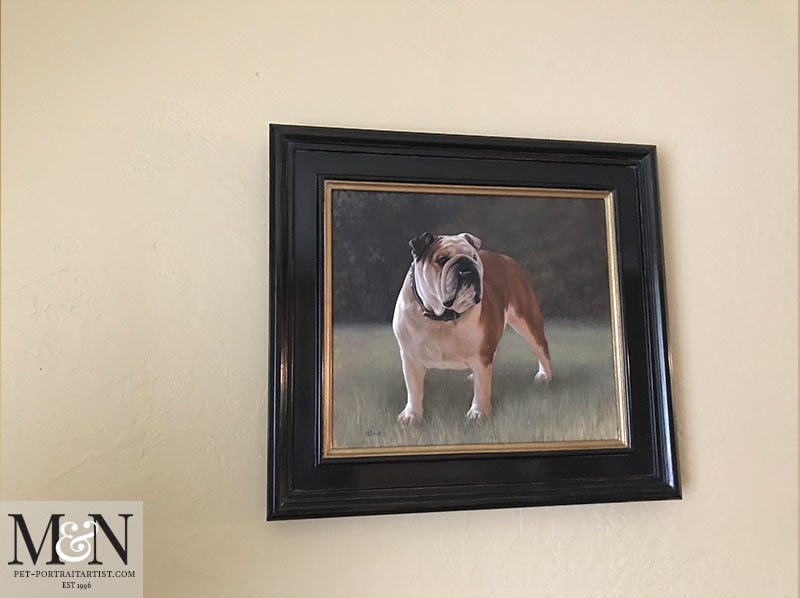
[[392, 232, 552, 423]]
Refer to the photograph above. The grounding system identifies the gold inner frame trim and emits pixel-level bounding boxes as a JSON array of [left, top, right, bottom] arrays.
[[322, 180, 629, 458]]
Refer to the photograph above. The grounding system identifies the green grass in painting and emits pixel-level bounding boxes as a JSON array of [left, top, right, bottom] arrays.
[[332, 321, 618, 448]]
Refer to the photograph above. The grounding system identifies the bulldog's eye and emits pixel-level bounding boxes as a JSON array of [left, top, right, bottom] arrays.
[[437, 255, 449, 266]]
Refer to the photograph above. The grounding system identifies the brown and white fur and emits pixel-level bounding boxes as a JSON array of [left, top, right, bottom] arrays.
[[392, 232, 552, 423]]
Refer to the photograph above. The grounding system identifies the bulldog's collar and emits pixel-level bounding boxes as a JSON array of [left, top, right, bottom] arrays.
[[409, 266, 462, 323]]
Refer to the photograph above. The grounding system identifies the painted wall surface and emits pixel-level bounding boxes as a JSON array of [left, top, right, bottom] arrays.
[[1, 1, 797, 596]]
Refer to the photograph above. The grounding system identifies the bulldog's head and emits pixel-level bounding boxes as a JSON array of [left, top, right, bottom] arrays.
[[409, 232, 483, 316]]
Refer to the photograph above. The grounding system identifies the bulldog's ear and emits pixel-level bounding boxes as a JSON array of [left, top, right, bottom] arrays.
[[409, 232, 436, 260], [460, 233, 482, 250]]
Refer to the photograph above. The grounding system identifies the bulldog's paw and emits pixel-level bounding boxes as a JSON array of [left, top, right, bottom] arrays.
[[534, 371, 550, 383], [465, 405, 491, 421], [397, 406, 422, 426]]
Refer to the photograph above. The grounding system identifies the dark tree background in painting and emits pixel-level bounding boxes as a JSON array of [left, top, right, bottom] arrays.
[[331, 190, 612, 324]]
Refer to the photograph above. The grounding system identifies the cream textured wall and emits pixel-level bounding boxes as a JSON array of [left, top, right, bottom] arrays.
[[1, 1, 797, 596]]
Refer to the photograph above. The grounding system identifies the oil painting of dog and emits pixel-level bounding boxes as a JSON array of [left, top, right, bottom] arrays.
[[328, 183, 623, 454]]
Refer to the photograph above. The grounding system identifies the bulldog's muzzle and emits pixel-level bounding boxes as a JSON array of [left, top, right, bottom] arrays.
[[443, 257, 482, 308]]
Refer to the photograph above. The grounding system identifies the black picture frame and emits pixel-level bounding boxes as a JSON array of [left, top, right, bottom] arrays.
[[267, 124, 680, 520]]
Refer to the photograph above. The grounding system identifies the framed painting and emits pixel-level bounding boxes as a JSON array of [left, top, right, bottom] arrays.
[[267, 124, 680, 520]]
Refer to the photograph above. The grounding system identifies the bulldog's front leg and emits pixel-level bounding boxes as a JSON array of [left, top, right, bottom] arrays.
[[466, 362, 493, 420], [398, 355, 425, 425]]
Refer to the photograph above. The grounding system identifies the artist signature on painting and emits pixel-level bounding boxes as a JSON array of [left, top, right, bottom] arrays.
[[365, 430, 382, 437]]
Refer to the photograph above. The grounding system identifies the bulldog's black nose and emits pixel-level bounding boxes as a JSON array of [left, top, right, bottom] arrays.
[[455, 257, 477, 278]]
